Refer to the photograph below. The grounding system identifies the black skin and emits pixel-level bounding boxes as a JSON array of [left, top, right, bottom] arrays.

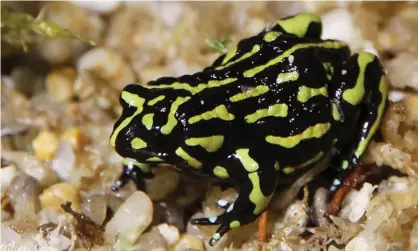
[[110, 13, 387, 246]]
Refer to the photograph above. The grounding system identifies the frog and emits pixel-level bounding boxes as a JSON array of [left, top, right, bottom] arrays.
[[109, 12, 388, 246]]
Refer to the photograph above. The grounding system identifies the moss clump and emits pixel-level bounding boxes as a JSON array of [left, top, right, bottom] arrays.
[[1, 4, 95, 52], [205, 36, 230, 54]]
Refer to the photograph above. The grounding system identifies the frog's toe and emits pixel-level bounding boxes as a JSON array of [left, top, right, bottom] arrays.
[[209, 223, 230, 246]]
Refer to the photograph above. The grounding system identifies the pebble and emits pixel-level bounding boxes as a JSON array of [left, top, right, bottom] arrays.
[[321, 8, 365, 52], [32, 130, 59, 161], [81, 195, 107, 225], [145, 166, 180, 201], [174, 234, 205, 251], [7, 174, 42, 223], [1, 151, 59, 187], [39, 182, 80, 211], [46, 67, 76, 103], [0, 165, 21, 197], [61, 127, 91, 152], [77, 47, 136, 90], [339, 183, 377, 223], [50, 142, 75, 180], [104, 191, 153, 244], [156, 223, 180, 246], [72, 1, 122, 14]]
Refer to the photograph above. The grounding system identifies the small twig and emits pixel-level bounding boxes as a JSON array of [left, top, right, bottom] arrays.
[[258, 210, 268, 251], [325, 164, 379, 216], [61, 201, 105, 246]]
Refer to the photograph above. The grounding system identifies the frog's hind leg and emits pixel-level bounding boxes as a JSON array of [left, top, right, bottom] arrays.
[[271, 12, 322, 38], [191, 153, 278, 246], [328, 52, 389, 192]]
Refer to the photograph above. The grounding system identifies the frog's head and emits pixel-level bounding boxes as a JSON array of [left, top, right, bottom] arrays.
[[109, 84, 183, 163]]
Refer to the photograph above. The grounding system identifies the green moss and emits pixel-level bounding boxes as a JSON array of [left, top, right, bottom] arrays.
[[1, 4, 95, 52], [205, 35, 230, 54]]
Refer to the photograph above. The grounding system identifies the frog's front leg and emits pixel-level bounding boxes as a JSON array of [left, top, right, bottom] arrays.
[[111, 159, 154, 192], [328, 52, 388, 192], [191, 159, 278, 246]]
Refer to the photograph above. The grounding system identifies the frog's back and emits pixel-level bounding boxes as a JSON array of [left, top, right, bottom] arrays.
[[173, 31, 351, 170]]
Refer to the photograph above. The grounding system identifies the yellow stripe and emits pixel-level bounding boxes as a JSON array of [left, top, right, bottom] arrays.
[[248, 172, 273, 214], [146, 157, 164, 162], [263, 31, 281, 42], [235, 149, 259, 172], [266, 123, 331, 148], [221, 47, 237, 65], [276, 13, 321, 37], [161, 97, 190, 135], [185, 135, 224, 152], [175, 147, 202, 169], [148, 95, 165, 106], [332, 103, 342, 121], [213, 166, 229, 179], [131, 138, 147, 149], [142, 113, 154, 130], [297, 86, 328, 103], [343, 53, 375, 105], [143, 78, 237, 95], [354, 75, 388, 157], [244, 41, 346, 77], [277, 71, 299, 84], [282, 151, 324, 174], [229, 85, 269, 102], [216, 45, 261, 70], [110, 92, 145, 147], [245, 103, 288, 123], [188, 105, 235, 124]]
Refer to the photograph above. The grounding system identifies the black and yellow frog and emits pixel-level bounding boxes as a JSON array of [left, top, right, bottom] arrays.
[[109, 13, 388, 246]]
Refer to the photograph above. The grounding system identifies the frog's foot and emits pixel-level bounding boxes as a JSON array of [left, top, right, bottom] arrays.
[[191, 202, 259, 246], [111, 164, 154, 192], [192, 170, 277, 246]]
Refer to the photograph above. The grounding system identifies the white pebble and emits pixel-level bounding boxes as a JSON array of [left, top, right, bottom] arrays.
[[388, 90, 406, 103], [50, 142, 75, 180], [72, 1, 121, 14], [341, 70, 347, 75], [104, 191, 153, 244], [345, 235, 377, 251], [156, 223, 180, 246], [321, 9, 365, 52], [340, 183, 377, 223], [0, 165, 21, 197], [158, 2, 184, 27]]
